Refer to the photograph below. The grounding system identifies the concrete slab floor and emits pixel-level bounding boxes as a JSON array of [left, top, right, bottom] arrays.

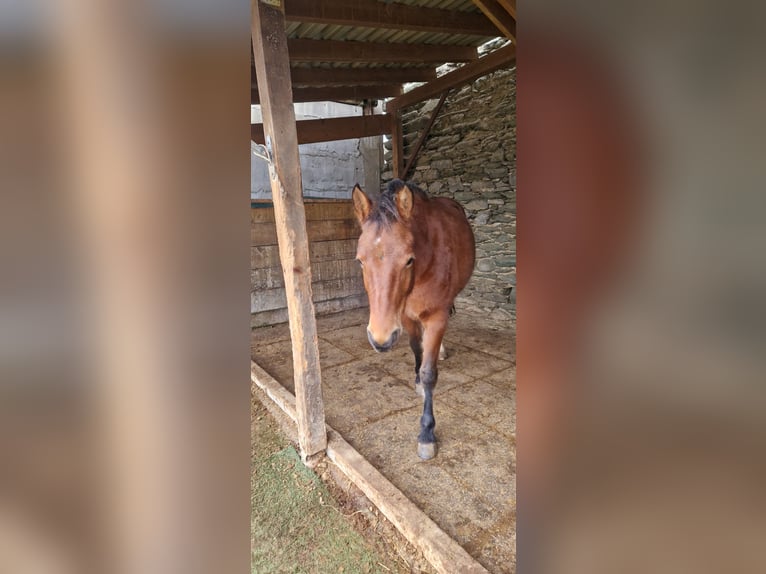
[[251, 307, 516, 574]]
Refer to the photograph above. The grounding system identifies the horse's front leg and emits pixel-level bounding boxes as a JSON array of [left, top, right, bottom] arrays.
[[417, 311, 448, 460], [403, 316, 424, 396]]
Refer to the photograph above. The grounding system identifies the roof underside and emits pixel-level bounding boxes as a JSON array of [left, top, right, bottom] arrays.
[[251, 0, 516, 106]]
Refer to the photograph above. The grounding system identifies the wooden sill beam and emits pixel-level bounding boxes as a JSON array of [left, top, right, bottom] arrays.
[[386, 43, 516, 111], [471, 0, 516, 42], [285, 39, 478, 64], [252, 84, 402, 104], [251, 114, 392, 146], [284, 0, 500, 37]]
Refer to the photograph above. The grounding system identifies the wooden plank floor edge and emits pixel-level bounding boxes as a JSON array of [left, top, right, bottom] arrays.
[[250, 360, 490, 574]]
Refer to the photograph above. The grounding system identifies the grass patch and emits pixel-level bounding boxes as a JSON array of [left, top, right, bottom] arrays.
[[252, 401, 392, 574]]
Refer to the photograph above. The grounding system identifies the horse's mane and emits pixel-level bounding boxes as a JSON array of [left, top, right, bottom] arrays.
[[369, 179, 428, 226]]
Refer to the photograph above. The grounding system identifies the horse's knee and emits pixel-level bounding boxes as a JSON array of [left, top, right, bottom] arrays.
[[419, 367, 437, 388]]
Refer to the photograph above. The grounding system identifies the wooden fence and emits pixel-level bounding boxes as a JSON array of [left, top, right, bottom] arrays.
[[251, 200, 367, 327]]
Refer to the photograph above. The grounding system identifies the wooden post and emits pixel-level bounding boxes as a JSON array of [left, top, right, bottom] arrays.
[[251, 0, 327, 458], [391, 109, 404, 179]]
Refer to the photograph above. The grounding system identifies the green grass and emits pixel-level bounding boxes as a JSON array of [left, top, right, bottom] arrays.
[[251, 402, 392, 574]]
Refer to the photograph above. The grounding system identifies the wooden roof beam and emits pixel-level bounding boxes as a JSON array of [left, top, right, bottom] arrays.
[[251, 114, 392, 146], [286, 39, 478, 64], [471, 0, 516, 42], [284, 0, 500, 37], [251, 84, 403, 105], [287, 66, 437, 86], [497, 0, 517, 19], [386, 43, 515, 111]]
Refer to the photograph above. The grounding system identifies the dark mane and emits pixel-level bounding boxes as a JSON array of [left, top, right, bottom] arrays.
[[369, 179, 429, 226]]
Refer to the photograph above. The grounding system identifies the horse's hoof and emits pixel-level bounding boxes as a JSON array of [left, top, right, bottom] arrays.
[[415, 382, 425, 398], [417, 442, 437, 460]]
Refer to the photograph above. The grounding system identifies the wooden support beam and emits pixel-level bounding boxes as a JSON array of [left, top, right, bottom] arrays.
[[251, 0, 327, 459], [286, 39, 478, 64], [391, 109, 404, 179], [288, 66, 437, 86], [386, 44, 516, 111], [251, 114, 392, 145], [471, 0, 516, 42], [284, 0, 500, 37], [251, 84, 402, 104], [497, 0, 516, 19], [403, 90, 450, 180]]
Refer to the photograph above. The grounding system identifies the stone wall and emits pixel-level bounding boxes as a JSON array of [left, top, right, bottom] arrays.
[[383, 67, 516, 321]]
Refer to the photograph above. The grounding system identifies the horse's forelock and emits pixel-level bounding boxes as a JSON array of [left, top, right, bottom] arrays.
[[368, 179, 427, 227]]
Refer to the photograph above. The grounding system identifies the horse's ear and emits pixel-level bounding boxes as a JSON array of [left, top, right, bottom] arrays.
[[352, 184, 371, 224], [395, 185, 414, 220]]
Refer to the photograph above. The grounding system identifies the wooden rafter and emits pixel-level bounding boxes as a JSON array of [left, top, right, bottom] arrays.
[[252, 84, 402, 104], [391, 110, 404, 179], [497, 0, 516, 19], [251, 114, 391, 146], [284, 0, 500, 37], [471, 0, 516, 42], [386, 43, 516, 111], [287, 66, 437, 86], [285, 39, 478, 64], [403, 90, 450, 180]]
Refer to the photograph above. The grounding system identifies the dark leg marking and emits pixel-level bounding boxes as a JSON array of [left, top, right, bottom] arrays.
[[417, 367, 437, 459]]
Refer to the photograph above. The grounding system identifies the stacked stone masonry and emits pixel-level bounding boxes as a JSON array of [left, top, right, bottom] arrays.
[[383, 68, 516, 321]]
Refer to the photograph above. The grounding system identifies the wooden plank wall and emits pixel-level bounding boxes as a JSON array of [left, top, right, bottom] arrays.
[[251, 200, 367, 328]]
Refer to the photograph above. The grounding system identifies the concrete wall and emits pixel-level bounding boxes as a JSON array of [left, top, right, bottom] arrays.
[[383, 67, 516, 321], [252, 102, 382, 200]]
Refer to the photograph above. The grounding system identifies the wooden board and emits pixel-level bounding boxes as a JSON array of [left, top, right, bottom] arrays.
[[252, 258, 361, 290], [252, 277, 365, 314], [251, 294, 368, 329], [252, 238, 358, 269], [251, 201, 356, 223], [252, 218, 360, 246]]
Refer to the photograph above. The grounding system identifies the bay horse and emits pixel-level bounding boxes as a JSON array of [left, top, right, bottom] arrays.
[[352, 179, 475, 459]]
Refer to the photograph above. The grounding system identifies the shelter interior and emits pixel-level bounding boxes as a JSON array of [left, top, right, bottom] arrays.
[[251, 1, 516, 572]]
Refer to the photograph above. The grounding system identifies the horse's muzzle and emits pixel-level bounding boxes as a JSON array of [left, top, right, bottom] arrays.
[[367, 328, 400, 352]]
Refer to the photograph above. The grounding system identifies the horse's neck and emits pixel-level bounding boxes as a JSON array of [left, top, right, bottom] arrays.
[[411, 205, 435, 266]]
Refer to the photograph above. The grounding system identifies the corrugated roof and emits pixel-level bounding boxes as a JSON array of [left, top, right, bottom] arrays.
[[252, 0, 515, 104]]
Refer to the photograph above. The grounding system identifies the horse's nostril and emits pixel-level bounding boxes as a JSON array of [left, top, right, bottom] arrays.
[[367, 328, 399, 352]]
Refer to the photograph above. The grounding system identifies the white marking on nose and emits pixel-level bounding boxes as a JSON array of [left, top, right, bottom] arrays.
[[374, 236, 381, 245]]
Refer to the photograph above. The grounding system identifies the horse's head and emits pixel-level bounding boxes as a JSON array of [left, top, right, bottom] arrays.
[[352, 182, 416, 353]]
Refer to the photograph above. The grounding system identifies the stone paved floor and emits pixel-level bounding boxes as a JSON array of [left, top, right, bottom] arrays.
[[252, 307, 516, 573]]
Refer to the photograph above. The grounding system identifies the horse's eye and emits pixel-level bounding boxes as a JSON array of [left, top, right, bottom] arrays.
[[405, 257, 415, 268]]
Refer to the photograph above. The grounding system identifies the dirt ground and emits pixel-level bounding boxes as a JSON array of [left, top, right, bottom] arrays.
[[252, 307, 516, 573]]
